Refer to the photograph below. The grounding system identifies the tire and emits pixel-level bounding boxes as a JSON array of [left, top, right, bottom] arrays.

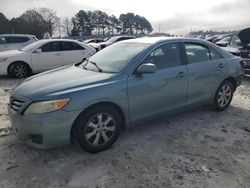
[[9, 62, 30, 78], [72, 106, 121, 153], [212, 80, 234, 111]]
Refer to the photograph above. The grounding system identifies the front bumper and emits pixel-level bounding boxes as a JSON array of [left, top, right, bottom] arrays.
[[8, 106, 81, 149]]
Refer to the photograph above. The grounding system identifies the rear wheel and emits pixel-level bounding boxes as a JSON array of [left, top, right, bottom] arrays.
[[213, 80, 234, 111], [9, 62, 30, 78], [72, 106, 121, 153]]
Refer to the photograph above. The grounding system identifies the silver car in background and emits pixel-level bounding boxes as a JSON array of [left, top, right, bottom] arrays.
[[0, 34, 38, 51]]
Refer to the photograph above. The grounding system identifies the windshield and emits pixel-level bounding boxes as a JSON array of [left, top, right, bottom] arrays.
[[83, 42, 150, 73], [20, 40, 44, 52], [106, 36, 121, 42]]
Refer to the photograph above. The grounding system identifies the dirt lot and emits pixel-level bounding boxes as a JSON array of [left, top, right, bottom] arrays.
[[0, 76, 250, 188]]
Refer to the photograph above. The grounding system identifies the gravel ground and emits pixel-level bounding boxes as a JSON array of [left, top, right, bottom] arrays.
[[0, 76, 250, 188]]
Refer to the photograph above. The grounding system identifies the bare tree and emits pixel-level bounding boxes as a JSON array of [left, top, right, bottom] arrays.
[[11, 9, 47, 38], [62, 18, 73, 37], [38, 7, 60, 37]]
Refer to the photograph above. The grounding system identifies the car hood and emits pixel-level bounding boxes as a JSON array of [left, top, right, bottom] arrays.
[[13, 65, 115, 100], [0, 49, 26, 58], [238, 28, 250, 46]]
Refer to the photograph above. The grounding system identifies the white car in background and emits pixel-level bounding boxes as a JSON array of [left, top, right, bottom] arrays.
[[0, 39, 96, 78], [0, 34, 38, 51]]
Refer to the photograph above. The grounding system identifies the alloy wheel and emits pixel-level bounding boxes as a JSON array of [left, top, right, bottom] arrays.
[[217, 84, 232, 108], [84, 113, 116, 146], [14, 64, 28, 78]]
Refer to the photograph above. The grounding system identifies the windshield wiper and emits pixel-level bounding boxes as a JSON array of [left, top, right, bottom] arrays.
[[84, 58, 102, 72], [89, 61, 102, 72]]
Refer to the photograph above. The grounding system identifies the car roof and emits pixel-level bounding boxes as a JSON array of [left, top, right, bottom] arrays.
[[31, 39, 91, 48], [109, 35, 135, 39], [84, 38, 102, 41], [120, 37, 209, 44], [37, 39, 85, 43], [120, 37, 233, 58], [0, 34, 36, 37], [53, 39, 84, 41]]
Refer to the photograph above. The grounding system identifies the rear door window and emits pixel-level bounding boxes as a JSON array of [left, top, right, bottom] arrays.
[[40, 42, 62, 52], [62, 42, 85, 51]]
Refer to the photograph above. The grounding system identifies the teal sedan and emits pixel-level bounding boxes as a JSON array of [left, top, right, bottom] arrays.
[[8, 37, 244, 153]]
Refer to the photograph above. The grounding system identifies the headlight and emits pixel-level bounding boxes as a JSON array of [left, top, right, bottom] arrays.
[[24, 98, 70, 115], [0, 57, 8, 62]]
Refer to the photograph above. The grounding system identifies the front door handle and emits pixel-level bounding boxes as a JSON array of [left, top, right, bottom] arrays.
[[218, 63, 225, 68], [55, 53, 61, 56], [177, 72, 186, 78]]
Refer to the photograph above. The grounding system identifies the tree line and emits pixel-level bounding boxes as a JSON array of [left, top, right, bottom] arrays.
[[71, 11, 153, 36], [0, 8, 153, 39]]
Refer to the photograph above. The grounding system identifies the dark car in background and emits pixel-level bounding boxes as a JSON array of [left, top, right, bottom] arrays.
[[206, 35, 219, 43], [222, 28, 250, 75], [212, 34, 231, 44], [83, 38, 104, 44], [215, 35, 232, 47], [0, 34, 38, 51], [99, 35, 135, 49]]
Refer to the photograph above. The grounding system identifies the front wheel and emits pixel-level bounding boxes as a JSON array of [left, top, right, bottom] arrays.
[[9, 62, 30, 78], [72, 106, 121, 153], [213, 80, 234, 111]]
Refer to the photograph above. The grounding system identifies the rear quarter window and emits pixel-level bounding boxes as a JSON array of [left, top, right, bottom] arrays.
[[62, 42, 85, 51]]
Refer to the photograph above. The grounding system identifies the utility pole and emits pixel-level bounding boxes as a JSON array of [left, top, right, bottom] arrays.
[[158, 23, 161, 33]]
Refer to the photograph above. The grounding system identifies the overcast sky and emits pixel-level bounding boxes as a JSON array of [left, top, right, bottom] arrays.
[[0, 0, 249, 34]]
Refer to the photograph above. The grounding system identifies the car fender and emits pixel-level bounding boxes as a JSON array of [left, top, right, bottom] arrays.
[[8, 54, 32, 70]]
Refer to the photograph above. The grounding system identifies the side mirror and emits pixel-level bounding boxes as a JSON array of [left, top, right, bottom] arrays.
[[34, 49, 42, 53], [136, 63, 157, 74]]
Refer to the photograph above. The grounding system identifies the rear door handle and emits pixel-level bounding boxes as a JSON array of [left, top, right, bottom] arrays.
[[56, 53, 61, 56], [177, 72, 186, 78], [218, 63, 225, 68]]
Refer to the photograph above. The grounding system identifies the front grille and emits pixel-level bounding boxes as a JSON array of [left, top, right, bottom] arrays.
[[9, 98, 26, 113]]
